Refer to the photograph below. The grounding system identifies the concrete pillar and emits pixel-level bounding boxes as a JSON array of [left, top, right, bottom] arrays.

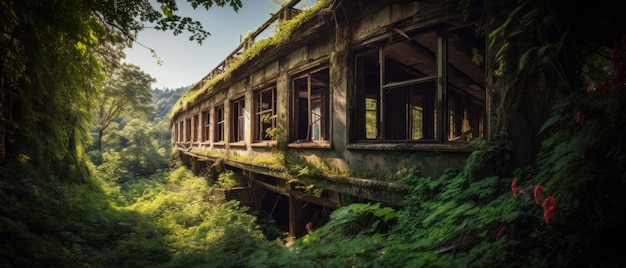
[[288, 193, 305, 238], [191, 157, 199, 175]]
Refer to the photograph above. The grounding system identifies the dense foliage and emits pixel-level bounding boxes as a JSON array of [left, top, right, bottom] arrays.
[[247, 41, 626, 265], [100, 167, 267, 267], [1, 82, 273, 267], [88, 87, 185, 180], [0, 0, 242, 266], [246, 13, 626, 267]]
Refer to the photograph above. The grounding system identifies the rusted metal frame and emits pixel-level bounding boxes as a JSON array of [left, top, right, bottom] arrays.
[[288, 189, 337, 208], [307, 74, 312, 141], [437, 30, 448, 143], [378, 46, 385, 141], [214, 105, 225, 142]]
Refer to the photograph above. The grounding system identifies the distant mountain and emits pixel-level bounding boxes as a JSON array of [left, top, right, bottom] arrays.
[[150, 86, 188, 123]]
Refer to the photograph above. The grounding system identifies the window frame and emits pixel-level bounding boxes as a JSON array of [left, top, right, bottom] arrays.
[[202, 109, 210, 142], [178, 121, 183, 142], [253, 85, 277, 142], [185, 117, 192, 142], [289, 65, 331, 146], [174, 121, 179, 142], [351, 26, 486, 146], [214, 105, 225, 143], [193, 113, 200, 142], [230, 96, 246, 143]]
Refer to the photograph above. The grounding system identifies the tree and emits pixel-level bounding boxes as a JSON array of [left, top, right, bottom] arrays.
[[93, 63, 155, 151], [1, 0, 243, 164], [0, 0, 243, 265], [119, 118, 168, 177]]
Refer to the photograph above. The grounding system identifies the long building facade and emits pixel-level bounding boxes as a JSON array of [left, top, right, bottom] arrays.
[[171, 0, 486, 238]]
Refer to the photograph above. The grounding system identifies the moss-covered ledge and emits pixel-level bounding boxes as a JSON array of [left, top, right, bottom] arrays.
[[178, 148, 411, 205], [291, 173, 411, 205]]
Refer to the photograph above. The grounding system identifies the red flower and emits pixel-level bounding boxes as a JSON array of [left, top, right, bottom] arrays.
[[533, 185, 544, 204], [542, 196, 556, 224], [576, 111, 584, 126], [511, 178, 519, 197], [594, 36, 626, 93], [496, 225, 507, 240]]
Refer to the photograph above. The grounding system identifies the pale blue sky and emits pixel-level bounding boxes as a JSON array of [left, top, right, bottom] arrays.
[[123, 0, 282, 89]]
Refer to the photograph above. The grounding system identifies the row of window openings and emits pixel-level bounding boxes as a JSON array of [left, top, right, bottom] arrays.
[[174, 26, 486, 145], [360, 86, 485, 142], [174, 86, 483, 144], [174, 87, 277, 144]]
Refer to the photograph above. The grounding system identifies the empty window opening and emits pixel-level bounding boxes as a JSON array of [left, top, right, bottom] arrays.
[[384, 83, 436, 141], [193, 114, 200, 142], [255, 87, 277, 141], [178, 121, 183, 142], [352, 26, 485, 143], [214, 105, 225, 142], [185, 118, 192, 142], [292, 67, 330, 142], [202, 110, 210, 141], [231, 97, 245, 142]]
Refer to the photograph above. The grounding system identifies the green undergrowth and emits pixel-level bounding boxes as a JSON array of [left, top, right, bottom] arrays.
[[103, 166, 267, 267], [246, 38, 626, 267], [0, 164, 270, 267], [248, 161, 527, 267], [215, 169, 248, 189]]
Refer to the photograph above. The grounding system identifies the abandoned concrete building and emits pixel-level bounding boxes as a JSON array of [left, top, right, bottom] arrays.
[[171, 0, 486, 238]]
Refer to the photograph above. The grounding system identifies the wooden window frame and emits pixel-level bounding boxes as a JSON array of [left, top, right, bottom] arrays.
[[185, 117, 192, 142], [254, 86, 277, 142], [193, 114, 200, 142], [231, 97, 245, 143], [214, 105, 225, 142], [202, 109, 210, 141], [290, 66, 330, 145], [351, 26, 486, 145]]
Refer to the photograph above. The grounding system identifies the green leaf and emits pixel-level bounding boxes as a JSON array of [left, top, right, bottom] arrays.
[[518, 47, 536, 71], [539, 113, 561, 133], [161, 6, 174, 18]]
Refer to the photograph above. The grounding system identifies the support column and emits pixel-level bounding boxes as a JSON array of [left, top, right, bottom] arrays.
[[191, 157, 199, 175], [288, 193, 305, 239]]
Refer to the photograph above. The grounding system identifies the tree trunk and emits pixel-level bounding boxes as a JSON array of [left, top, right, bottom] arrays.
[[98, 128, 103, 152]]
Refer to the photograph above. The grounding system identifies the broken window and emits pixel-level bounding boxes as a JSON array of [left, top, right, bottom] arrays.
[[354, 50, 380, 140], [214, 105, 225, 142], [178, 121, 183, 142], [193, 114, 200, 142], [384, 82, 436, 141], [292, 66, 330, 143], [174, 121, 179, 142], [231, 97, 245, 142], [202, 110, 210, 141], [185, 118, 192, 142], [254, 86, 276, 141], [352, 26, 485, 143], [446, 26, 486, 141]]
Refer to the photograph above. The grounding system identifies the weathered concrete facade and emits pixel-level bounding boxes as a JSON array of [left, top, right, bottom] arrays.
[[171, 0, 486, 237]]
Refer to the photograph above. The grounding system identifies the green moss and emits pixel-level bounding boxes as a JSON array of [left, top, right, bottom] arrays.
[[228, 151, 286, 168], [215, 170, 248, 189], [189, 148, 222, 159], [171, 0, 332, 118]]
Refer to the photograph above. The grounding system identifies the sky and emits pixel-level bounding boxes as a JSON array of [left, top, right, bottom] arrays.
[[123, 0, 283, 90]]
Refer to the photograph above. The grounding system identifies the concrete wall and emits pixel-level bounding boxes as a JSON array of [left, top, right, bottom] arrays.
[[171, 0, 481, 205]]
